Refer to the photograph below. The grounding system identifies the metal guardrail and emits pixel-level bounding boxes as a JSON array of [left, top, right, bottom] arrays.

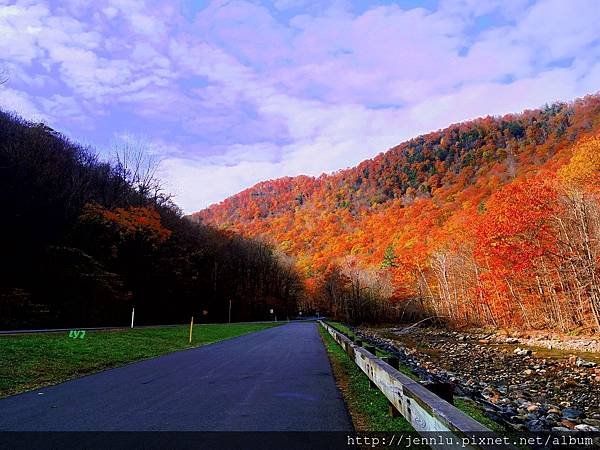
[[319, 321, 516, 450]]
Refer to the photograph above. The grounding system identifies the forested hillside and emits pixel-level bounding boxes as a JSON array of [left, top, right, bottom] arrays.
[[194, 94, 600, 333], [0, 111, 301, 328]]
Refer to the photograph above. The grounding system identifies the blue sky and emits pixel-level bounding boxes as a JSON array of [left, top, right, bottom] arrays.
[[1, 0, 600, 212]]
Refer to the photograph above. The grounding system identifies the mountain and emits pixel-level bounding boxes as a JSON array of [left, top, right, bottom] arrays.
[[192, 94, 600, 332], [0, 111, 301, 328]]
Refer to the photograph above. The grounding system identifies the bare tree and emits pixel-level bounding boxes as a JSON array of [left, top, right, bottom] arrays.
[[0, 67, 8, 86], [113, 137, 171, 205]]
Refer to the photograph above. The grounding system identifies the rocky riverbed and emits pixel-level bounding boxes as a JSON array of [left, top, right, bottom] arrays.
[[356, 326, 600, 433]]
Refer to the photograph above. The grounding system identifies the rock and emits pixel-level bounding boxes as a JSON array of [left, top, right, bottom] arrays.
[[575, 424, 599, 432], [514, 347, 532, 356], [552, 426, 571, 432], [500, 408, 517, 420], [363, 326, 600, 434], [575, 357, 597, 368], [526, 419, 546, 432], [563, 408, 583, 420]]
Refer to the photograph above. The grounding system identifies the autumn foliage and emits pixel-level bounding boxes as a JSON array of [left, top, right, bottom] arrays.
[[80, 203, 172, 245], [195, 94, 600, 332], [558, 135, 600, 192]]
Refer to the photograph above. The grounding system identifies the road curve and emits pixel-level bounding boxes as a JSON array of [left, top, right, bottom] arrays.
[[0, 322, 352, 431]]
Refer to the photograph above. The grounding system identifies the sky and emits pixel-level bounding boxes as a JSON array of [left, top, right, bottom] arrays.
[[1, 0, 600, 212]]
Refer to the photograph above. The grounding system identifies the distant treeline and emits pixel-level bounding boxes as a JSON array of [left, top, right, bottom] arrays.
[[0, 111, 302, 328]]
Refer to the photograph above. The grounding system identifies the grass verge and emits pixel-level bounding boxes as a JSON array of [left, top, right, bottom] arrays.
[[454, 397, 507, 433], [318, 324, 414, 432], [0, 322, 279, 398]]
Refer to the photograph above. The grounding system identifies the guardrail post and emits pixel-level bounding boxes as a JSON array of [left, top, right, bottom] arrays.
[[388, 401, 401, 417], [422, 381, 455, 405], [384, 355, 399, 370]]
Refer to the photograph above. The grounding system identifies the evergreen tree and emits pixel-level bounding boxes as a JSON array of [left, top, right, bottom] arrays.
[[381, 244, 397, 268]]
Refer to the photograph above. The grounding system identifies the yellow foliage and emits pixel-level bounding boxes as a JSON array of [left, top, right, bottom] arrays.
[[559, 135, 600, 190]]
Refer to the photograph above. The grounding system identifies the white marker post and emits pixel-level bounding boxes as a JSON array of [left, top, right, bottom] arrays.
[[131, 307, 135, 328], [189, 316, 194, 344]]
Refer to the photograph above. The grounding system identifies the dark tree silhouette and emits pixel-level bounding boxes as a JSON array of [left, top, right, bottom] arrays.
[[0, 110, 302, 328]]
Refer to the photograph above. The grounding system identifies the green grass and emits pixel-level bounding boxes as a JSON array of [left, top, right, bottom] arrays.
[[454, 398, 507, 433], [0, 322, 279, 398], [326, 320, 354, 338], [318, 324, 414, 432]]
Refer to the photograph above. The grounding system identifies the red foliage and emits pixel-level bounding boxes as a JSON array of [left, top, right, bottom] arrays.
[[190, 94, 600, 329]]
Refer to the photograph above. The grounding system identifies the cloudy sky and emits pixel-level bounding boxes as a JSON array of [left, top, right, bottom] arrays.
[[1, 0, 600, 212]]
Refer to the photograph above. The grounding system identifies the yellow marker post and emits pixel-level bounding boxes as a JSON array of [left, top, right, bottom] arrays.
[[189, 316, 194, 344]]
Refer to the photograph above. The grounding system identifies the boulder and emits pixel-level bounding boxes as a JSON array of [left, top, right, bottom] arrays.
[[562, 408, 583, 420]]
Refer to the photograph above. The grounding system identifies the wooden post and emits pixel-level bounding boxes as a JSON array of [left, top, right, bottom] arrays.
[[385, 356, 400, 371], [228, 300, 232, 324], [422, 382, 455, 405], [189, 316, 194, 344], [388, 401, 401, 417]]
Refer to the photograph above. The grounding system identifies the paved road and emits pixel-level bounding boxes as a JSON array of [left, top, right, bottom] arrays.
[[0, 322, 352, 431]]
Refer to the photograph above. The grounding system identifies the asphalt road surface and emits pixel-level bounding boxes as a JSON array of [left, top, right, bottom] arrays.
[[0, 322, 352, 432]]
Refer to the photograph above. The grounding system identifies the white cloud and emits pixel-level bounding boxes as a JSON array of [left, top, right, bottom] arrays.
[[1, 0, 600, 213], [159, 156, 283, 211], [0, 87, 48, 122]]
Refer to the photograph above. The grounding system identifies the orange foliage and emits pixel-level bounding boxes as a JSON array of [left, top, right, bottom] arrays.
[[82, 203, 171, 244], [192, 94, 600, 330], [475, 174, 558, 274]]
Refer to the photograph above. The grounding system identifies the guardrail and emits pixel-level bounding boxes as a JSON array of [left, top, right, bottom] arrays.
[[319, 321, 516, 450]]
